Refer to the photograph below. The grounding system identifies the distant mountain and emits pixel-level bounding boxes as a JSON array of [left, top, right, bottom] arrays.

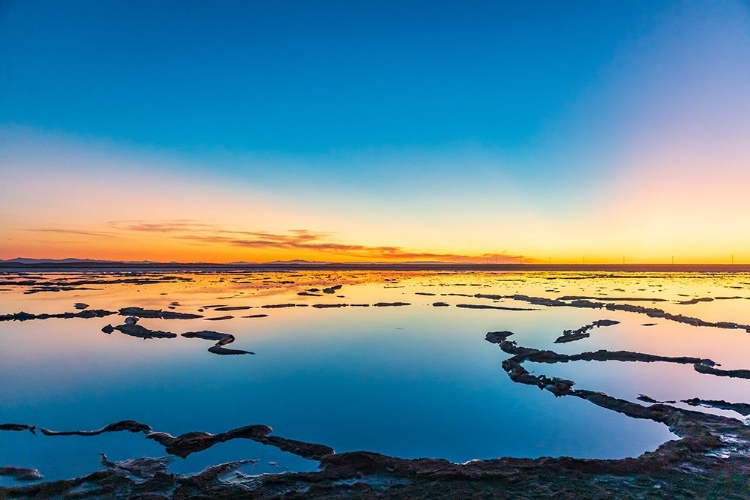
[[1, 257, 156, 264], [1, 258, 746, 272], [261, 259, 330, 265], [2, 257, 336, 266], [3, 257, 466, 266], [2, 257, 109, 264]]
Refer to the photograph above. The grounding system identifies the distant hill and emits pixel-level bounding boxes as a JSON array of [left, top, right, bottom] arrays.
[[1, 257, 748, 273], [0, 257, 450, 266], [257, 260, 329, 265], [1, 257, 157, 265]]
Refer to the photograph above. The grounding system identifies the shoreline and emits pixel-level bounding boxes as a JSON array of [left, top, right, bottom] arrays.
[[2, 262, 750, 273], [2, 270, 749, 498]]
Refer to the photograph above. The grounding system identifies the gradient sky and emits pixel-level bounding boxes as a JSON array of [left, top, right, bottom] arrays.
[[1, 0, 749, 263]]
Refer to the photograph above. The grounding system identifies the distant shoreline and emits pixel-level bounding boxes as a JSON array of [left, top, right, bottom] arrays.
[[1, 262, 749, 273]]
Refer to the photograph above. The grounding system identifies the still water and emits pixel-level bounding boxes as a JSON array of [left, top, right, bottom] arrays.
[[2, 270, 749, 484]]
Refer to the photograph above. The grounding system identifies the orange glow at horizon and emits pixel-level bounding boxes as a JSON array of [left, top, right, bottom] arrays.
[[2, 223, 746, 265], [2, 126, 750, 266]]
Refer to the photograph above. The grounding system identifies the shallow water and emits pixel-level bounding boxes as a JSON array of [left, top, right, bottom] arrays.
[[2, 270, 749, 484]]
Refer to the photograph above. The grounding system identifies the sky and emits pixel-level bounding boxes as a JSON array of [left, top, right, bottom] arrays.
[[1, 0, 749, 263]]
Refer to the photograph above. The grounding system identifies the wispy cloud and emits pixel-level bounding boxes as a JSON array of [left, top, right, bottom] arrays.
[[23, 228, 118, 238], [109, 220, 215, 233], [111, 219, 527, 262]]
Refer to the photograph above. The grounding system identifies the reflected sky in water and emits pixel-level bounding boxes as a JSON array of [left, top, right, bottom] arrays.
[[2, 270, 750, 483]]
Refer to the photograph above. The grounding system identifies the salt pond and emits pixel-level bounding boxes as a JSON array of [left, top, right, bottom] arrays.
[[2, 270, 749, 485]]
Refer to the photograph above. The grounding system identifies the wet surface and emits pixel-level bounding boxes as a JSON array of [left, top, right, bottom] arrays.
[[2, 270, 750, 496]]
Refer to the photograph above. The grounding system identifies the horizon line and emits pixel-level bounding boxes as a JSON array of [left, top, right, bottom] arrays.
[[2, 258, 750, 273]]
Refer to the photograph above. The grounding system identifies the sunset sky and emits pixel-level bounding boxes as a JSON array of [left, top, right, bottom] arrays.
[[2, 1, 749, 263]]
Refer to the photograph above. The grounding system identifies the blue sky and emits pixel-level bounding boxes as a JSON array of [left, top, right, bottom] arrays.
[[2, 1, 750, 262], [1, 1, 667, 153]]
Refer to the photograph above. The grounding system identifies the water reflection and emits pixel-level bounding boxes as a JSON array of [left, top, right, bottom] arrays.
[[2, 270, 749, 483]]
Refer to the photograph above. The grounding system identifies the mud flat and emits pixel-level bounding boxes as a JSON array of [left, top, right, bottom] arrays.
[[3, 270, 750, 498], [4, 328, 750, 498]]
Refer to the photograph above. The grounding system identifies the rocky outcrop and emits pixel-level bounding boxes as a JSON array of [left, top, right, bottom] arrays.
[[509, 294, 750, 332], [0, 423, 35, 433], [456, 303, 534, 311], [39, 420, 152, 436], [0, 466, 43, 481], [113, 324, 177, 339], [181, 330, 254, 355], [118, 307, 202, 319], [682, 398, 750, 416], [0, 310, 116, 321], [554, 319, 620, 343]]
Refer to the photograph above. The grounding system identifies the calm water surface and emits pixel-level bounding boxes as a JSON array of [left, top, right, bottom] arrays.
[[2, 270, 749, 484]]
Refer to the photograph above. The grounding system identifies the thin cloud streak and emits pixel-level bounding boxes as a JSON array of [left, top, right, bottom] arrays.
[[108, 220, 216, 233], [179, 233, 525, 262], [113, 219, 527, 263], [23, 228, 118, 238]]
